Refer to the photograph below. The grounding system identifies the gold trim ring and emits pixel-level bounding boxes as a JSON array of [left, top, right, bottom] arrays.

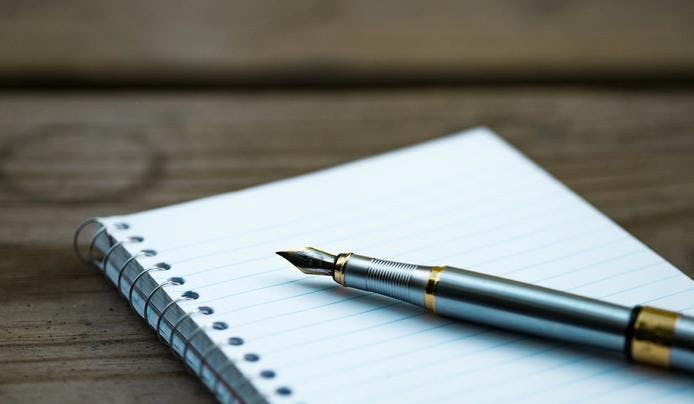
[[631, 306, 680, 367], [333, 253, 351, 286], [424, 266, 446, 312]]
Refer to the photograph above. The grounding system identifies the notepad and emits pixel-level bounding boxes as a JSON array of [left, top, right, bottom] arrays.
[[82, 128, 694, 403]]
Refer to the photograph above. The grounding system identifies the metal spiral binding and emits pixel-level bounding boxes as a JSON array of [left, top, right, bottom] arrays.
[[74, 218, 260, 404], [101, 236, 144, 276], [73, 218, 105, 266], [199, 344, 220, 377], [142, 278, 182, 326], [116, 249, 157, 296], [200, 343, 253, 403], [74, 218, 136, 272], [168, 306, 214, 358], [213, 362, 238, 394], [88, 226, 109, 264], [155, 291, 199, 344], [77, 220, 296, 402], [182, 321, 228, 373], [128, 263, 171, 312], [144, 293, 244, 403]]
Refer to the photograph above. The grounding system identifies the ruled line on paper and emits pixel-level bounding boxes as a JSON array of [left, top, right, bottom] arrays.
[[167, 176, 550, 269], [154, 158, 520, 254], [601, 273, 684, 298], [311, 332, 537, 399], [426, 350, 596, 404], [168, 188, 550, 281], [644, 287, 694, 304], [165, 187, 575, 291], [284, 324, 500, 384], [375, 345, 583, 403], [567, 261, 661, 290]]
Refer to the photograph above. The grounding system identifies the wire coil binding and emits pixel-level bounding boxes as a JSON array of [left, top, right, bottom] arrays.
[[74, 218, 260, 404], [73, 218, 104, 266]]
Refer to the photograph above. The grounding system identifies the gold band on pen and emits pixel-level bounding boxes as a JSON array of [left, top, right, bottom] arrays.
[[424, 266, 446, 312], [631, 306, 680, 367], [333, 253, 351, 286]]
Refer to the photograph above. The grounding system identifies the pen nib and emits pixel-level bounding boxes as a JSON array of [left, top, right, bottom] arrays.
[[276, 247, 336, 276]]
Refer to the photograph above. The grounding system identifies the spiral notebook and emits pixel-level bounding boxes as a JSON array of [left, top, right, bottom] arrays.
[[75, 127, 694, 403]]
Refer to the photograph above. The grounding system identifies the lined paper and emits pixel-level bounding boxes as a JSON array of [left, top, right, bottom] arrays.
[[103, 128, 694, 403]]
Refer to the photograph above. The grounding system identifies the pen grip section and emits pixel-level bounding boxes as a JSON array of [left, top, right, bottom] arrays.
[[342, 254, 431, 306]]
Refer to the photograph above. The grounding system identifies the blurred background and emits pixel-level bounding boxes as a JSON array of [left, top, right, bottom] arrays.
[[1, 1, 694, 402]]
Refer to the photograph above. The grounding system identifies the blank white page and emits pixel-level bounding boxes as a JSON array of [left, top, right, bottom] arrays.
[[103, 128, 694, 403]]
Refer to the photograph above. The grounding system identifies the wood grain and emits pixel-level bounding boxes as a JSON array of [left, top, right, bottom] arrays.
[[1, 88, 693, 402], [1, 0, 694, 84]]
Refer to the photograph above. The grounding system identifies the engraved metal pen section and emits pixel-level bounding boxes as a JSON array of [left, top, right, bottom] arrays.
[[277, 247, 694, 373]]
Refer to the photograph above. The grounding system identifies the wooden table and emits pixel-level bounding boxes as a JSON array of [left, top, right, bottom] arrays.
[[1, 2, 694, 403]]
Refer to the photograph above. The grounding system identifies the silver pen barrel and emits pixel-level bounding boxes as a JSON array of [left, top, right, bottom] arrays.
[[333, 253, 694, 373]]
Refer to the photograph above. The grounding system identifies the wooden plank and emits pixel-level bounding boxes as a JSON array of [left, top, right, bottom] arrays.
[[1, 1, 694, 84], [1, 88, 693, 402], [1, 89, 693, 269]]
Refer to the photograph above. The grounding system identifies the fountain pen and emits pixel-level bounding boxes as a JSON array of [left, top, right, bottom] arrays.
[[277, 247, 694, 373]]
